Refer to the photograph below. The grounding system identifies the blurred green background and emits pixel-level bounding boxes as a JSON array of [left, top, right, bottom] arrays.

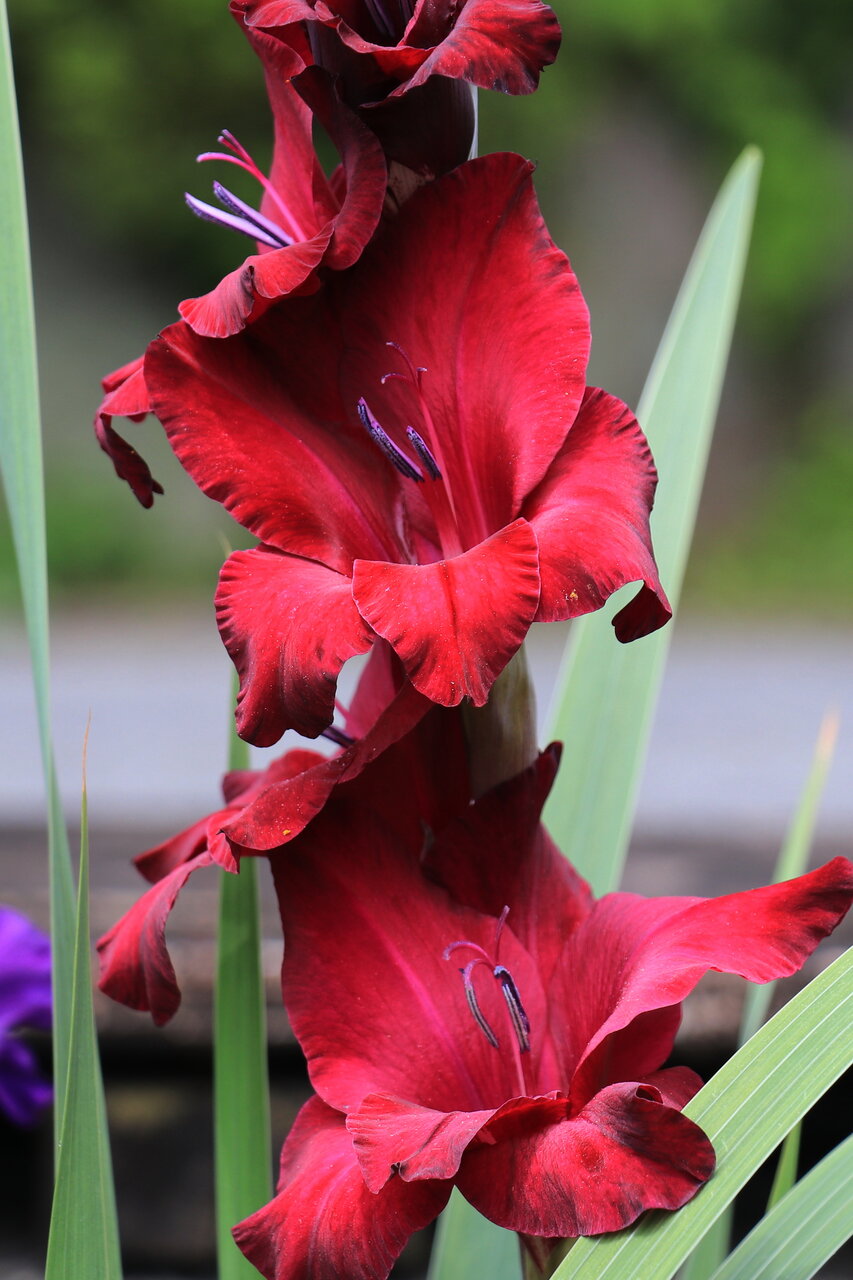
[[3, 0, 852, 616]]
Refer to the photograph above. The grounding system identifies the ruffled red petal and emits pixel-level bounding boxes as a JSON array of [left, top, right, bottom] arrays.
[[96, 852, 216, 1025], [562, 858, 853, 1105], [455, 1082, 715, 1237], [145, 317, 401, 570], [233, 1096, 449, 1280], [222, 678, 432, 850], [178, 235, 331, 339], [216, 545, 374, 744], [525, 386, 671, 638], [243, 0, 560, 98], [94, 355, 162, 507], [178, 60, 386, 337], [348, 1093, 496, 1191], [338, 154, 590, 539], [352, 520, 540, 706], [273, 792, 547, 1115], [295, 66, 387, 270], [401, 0, 561, 96]]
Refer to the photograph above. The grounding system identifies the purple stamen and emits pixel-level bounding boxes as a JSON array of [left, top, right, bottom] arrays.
[[211, 182, 293, 247], [494, 965, 531, 1053], [357, 399, 424, 482], [461, 961, 500, 1049], [322, 725, 355, 749], [192, 129, 308, 244], [406, 427, 442, 480], [184, 193, 284, 250], [446, 909, 531, 1056]]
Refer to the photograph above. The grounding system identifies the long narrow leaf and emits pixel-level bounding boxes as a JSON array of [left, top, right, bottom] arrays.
[[766, 1125, 801, 1212], [680, 709, 838, 1279], [554, 946, 853, 1280], [427, 1191, 521, 1280], [740, 710, 838, 1044], [544, 148, 762, 896], [214, 693, 273, 1278], [707, 1134, 853, 1280], [44, 755, 123, 1279], [0, 0, 77, 1134]]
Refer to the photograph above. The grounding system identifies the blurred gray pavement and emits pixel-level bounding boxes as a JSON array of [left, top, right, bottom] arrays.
[[3, 609, 851, 851]]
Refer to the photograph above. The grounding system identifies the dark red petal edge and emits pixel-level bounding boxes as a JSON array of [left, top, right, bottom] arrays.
[[233, 1095, 449, 1280], [94, 354, 163, 507], [97, 852, 216, 1025]]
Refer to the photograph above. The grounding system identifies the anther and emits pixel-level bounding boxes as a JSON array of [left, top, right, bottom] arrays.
[[357, 399, 424, 482], [406, 427, 442, 480], [461, 961, 499, 1049], [184, 184, 292, 249], [184, 193, 285, 249], [446, 910, 532, 1057], [494, 965, 531, 1053], [211, 182, 292, 247]]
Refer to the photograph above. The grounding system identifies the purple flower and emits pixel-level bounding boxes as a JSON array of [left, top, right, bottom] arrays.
[[0, 907, 52, 1125]]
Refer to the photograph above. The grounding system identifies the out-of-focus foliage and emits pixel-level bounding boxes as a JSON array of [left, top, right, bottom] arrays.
[[10, 0, 852, 340], [686, 397, 853, 614], [9, 0, 263, 296]]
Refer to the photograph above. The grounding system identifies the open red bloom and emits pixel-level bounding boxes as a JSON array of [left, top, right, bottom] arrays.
[[180, 42, 386, 338], [139, 153, 670, 746], [233, 748, 853, 1279]]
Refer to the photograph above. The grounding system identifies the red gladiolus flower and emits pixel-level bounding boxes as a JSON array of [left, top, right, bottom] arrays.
[[180, 49, 386, 338], [233, 748, 853, 1279], [240, 0, 561, 103], [238, 0, 561, 174], [138, 153, 670, 746]]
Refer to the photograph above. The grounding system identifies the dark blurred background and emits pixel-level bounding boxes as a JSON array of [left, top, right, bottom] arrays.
[[2, 0, 852, 616]]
